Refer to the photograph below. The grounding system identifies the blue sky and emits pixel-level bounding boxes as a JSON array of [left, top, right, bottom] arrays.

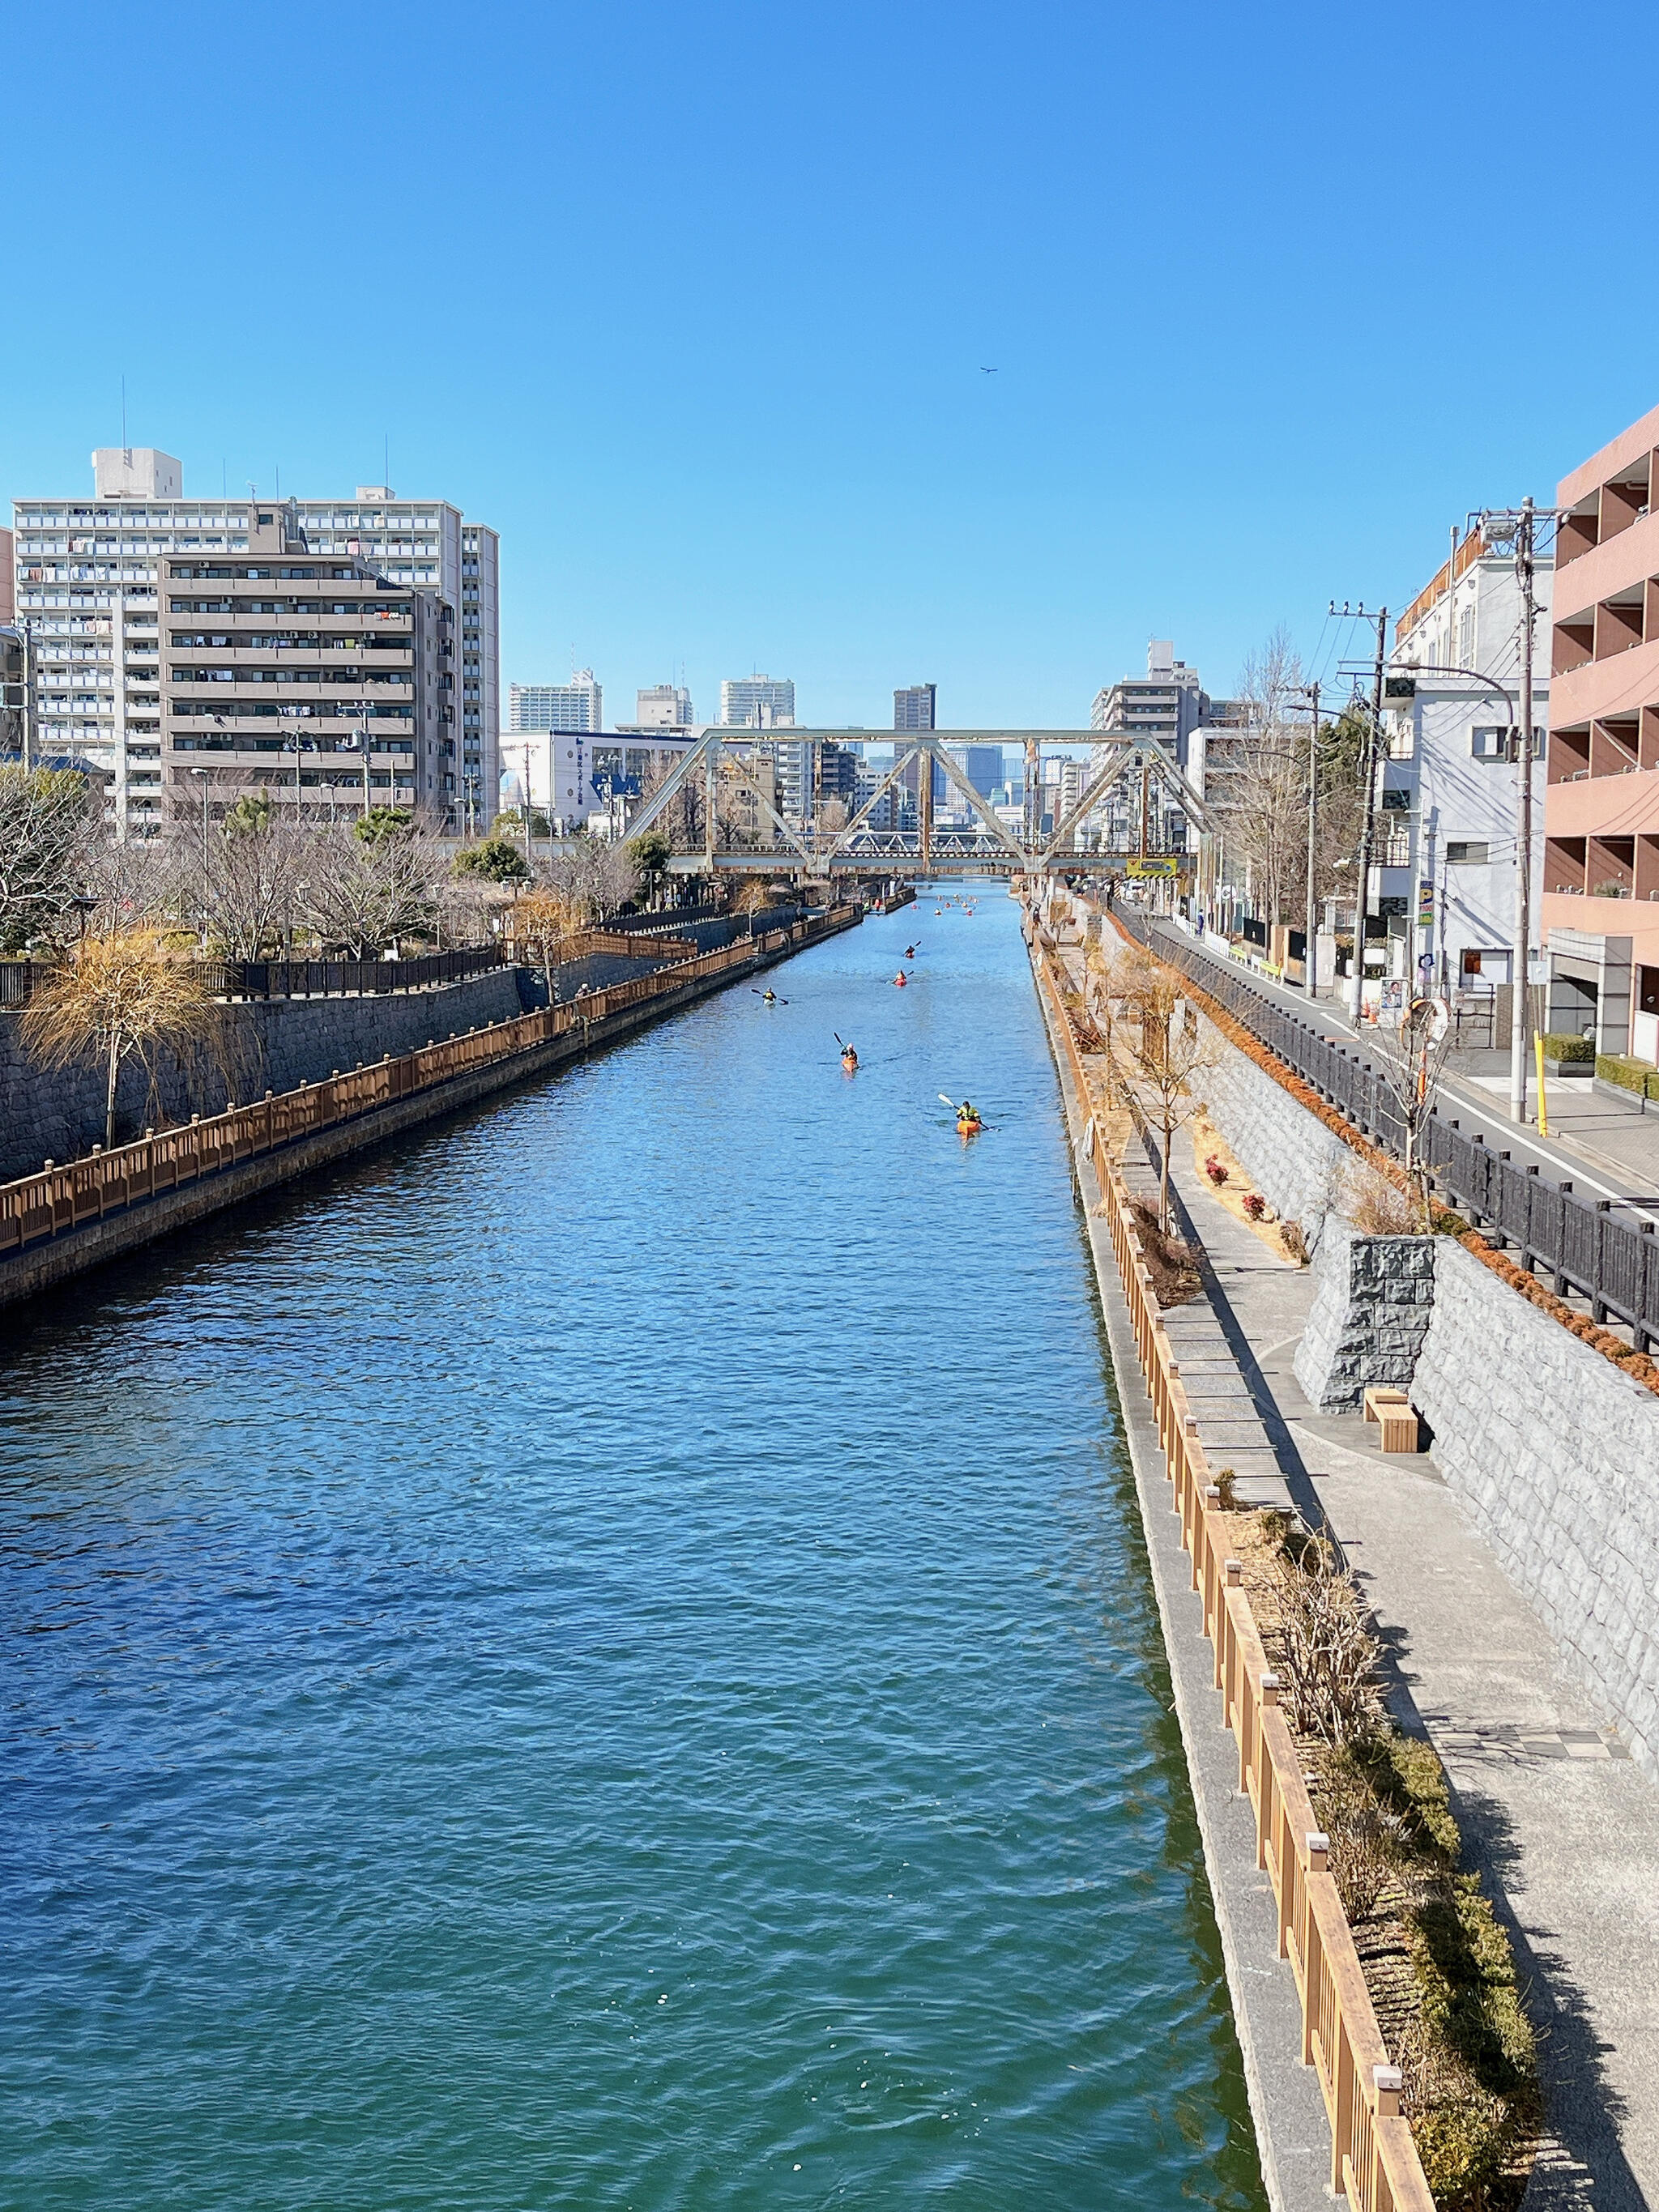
[[1, 1, 1650, 728]]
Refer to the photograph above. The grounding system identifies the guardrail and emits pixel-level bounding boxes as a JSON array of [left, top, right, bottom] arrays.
[[1032, 929, 1435, 2212], [0, 906, 859, 1260], [1123, 915, 1659, 1353]]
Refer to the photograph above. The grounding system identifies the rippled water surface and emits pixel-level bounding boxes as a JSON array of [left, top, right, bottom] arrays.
[[1, 892, 1262, 2210]]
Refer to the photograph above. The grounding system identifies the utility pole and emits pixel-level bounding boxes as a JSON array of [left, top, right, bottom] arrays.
[[22, 618, 36, 771], [1510, 497, 1538, 1127], [1303, 680, 1320, 1001], [1333, 603, 1388, 1016]]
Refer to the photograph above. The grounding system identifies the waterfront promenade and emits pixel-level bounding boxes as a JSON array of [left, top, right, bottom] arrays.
[[1053, 914, 1659, 2208], [0, 895, 1263, 2210]]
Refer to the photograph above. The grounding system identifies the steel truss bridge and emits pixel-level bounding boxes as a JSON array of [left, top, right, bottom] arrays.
[[621, 728, 1214, 876]]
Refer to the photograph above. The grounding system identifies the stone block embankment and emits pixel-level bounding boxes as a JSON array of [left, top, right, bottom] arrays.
[[1293, 1221, 1436, 1413], [0, 969, 531, 1184], [1196, 1011, 1354, 1252], [1411, 1238, 1659, 1779], [1184, 990, 1659, 1781]]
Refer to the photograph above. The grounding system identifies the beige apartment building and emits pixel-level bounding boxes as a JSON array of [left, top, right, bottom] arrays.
[[160, 504, 454, 825], [11, 450, 498, 833], [1545, 403, 1659, 1063]]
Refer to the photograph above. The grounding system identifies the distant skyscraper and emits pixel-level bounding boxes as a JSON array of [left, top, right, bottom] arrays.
[[894, 683, 936, 731], [720, 673, 795, 727], [633, 683, 694, 729], [510, 673, 603, 733]]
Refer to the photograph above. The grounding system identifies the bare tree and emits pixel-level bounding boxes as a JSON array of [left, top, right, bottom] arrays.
[[1222, 627, 1308, 927], [202, 804, 316, 959], [301, 820, 446, 957], [1107, 950, 1221, 1231], [84, 821, 194, 936], [1363, 991, 1456, 1218], [0, 765, 98, 953], [21, 927, 220, 1152], [547, 833, 639, 923], [515, 885, 583, 1001]]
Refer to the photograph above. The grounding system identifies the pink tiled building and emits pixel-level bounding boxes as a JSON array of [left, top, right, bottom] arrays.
[[1545, 405, 1659, 1063]]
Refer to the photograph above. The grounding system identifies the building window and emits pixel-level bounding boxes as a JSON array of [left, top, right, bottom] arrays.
[[1445, 841, 1489, 866]]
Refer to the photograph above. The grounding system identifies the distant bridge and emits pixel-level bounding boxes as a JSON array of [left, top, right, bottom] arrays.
[[621, 727, 1213, 876]]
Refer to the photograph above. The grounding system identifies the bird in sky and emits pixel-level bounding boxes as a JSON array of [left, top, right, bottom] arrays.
[[980, 365, 998, 373]]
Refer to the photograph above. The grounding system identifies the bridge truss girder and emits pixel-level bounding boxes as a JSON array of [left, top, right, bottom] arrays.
[[622, 728, 1212, 876]]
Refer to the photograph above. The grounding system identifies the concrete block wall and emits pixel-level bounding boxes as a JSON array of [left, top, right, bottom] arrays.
[[1413, 1238, 1659, 1780], [1292, 1220, 1436, 1413]]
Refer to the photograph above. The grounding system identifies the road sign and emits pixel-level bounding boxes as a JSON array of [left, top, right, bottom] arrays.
[[1125, 855, 1179, 879]]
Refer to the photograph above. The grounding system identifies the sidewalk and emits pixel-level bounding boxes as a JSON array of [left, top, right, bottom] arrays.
[[1156, 1126, 1659, 2210]]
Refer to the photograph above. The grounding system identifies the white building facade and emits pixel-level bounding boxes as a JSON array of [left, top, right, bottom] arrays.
[[10, 451, 500, 834], [719, 673, 795, 727], [1380, 531, 1554, 991], [509, 674, 603, 733]]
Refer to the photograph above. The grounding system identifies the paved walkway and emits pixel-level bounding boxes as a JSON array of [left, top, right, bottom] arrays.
[[1056, 921, 1659, 2205], [1157, 1121, 1659, 2210]]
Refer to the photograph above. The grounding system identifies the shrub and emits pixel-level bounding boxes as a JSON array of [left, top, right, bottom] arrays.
[[1540, 1031, 1593, 1063], [1596, 1052, 1659, 1099], [1242, 1191, 1267, 1220], [1273, 1535, 1382, 1746], [1281, 1219, 1309, 1265], [1204, 1154, 1229, 1185]]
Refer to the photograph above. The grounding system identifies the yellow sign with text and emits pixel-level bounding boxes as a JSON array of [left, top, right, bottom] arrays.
[[1124, 856, 1180, 879]]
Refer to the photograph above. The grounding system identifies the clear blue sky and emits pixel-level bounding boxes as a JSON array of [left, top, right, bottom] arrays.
[[1, 1, 1650, 728]]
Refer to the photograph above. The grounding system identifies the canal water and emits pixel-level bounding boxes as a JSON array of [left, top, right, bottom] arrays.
[[1, 891, 1263, 2211]]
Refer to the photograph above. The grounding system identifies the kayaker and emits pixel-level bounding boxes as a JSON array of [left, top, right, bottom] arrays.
[[841, 1044, 859, 1072], [893, 971, 908, 987]]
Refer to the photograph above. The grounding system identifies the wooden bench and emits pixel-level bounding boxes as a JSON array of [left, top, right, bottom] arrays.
[[1363, 1387, 1421, 1454]]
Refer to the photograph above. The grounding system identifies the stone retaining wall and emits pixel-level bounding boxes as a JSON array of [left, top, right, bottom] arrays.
[[1292, 1220, 1435, 1413], [1195, 1012, 1354, 1253], [1412, 1238, 1659, 1781]]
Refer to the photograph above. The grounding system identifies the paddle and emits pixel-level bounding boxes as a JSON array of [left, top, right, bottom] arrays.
[[939, 1091, 993, 1129]]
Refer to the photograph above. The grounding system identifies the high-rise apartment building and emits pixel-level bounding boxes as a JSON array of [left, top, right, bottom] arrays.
[[0, 528, 13, 626], [720, 673, 795, 727], [894, 683, 936, 731], [160, 503, 452, 824], [1091, 641, 1223, 850], [633, 683, 694, 730], [510, 674, 603, 733], [10, 450, 499, 833]]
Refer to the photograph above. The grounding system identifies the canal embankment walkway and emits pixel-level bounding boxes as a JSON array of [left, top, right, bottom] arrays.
[[1030, 933, 1335, 2212], [1052, 921, 1659, 2210]]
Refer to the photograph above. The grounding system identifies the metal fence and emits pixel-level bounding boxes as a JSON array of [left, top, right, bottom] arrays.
[[0, 946, 507, 1008], [1128, 915, 1659, 1352]]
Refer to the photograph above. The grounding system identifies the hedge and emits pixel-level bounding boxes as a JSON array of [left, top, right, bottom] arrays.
[[1596, 1052, 1659, 1098], [1540, 1032, 1594, 1063]]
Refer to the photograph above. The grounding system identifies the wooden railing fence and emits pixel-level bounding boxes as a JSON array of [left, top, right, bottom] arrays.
[[0, 909, 853, 1262], [1031, 924, 1435, 2212]]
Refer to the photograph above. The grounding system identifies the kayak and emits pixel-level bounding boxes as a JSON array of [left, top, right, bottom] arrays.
[[957, 1115, 983, 1136], [841, 1051, 859, 1072]]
